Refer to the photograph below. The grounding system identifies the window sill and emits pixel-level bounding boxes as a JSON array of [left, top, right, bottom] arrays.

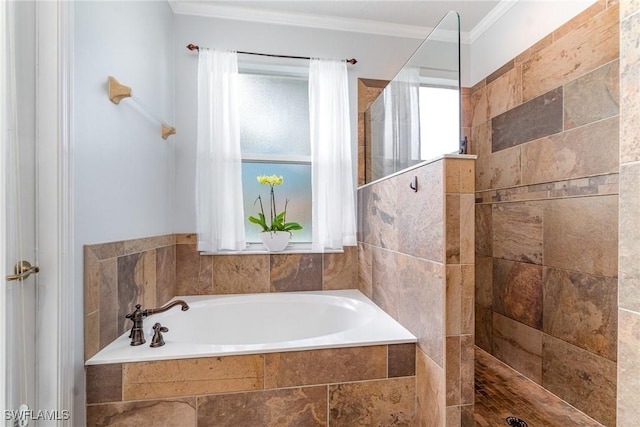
[[201, 243, 344, 256]]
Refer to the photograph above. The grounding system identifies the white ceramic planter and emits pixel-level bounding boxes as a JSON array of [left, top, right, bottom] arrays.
[[260, 231, 290, 252]]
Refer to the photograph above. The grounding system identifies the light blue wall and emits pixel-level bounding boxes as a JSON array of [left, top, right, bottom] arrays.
[[73, 1, 174, 423]]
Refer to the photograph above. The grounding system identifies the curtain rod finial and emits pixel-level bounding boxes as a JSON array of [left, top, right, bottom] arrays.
[[346, 58, 357, 65], [187, 44, 199, 51]]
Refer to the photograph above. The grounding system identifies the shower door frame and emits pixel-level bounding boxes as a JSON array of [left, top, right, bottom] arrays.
[[1, 1, 74, 424]]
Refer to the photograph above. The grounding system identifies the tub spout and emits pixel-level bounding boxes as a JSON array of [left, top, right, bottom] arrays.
[[144, 300, 189, 316]]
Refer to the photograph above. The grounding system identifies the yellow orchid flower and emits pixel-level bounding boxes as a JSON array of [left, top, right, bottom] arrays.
[[257, 174, 284, 186], [248, 174, 302, 234]]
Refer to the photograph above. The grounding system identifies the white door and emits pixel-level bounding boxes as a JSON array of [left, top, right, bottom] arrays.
[[2, 1, 72, 425], [3, 1, 39, 424]]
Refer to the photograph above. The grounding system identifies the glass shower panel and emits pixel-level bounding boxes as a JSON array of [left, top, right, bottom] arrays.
[[365, 11, 461, 183]]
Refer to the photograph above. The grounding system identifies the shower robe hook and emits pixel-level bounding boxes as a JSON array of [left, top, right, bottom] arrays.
[[409, 176, 418, 192]]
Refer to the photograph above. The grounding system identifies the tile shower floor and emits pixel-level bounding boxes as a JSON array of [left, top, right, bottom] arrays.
[[474, 347, 604, 427]]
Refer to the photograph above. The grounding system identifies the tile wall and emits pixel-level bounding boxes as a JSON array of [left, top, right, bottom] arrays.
[[84, 234, 357, 359], [86, 344, 416, 426], [618, 1, 640, 424], [174, 234, 358, 296], [84, 234, 408, 426], [469, 1, 619, 425], [84, 235, 177, 361], [357, 156, 475, 426]]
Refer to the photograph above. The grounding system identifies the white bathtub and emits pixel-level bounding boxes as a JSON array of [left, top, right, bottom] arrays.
[[85, 290, 416, 365]]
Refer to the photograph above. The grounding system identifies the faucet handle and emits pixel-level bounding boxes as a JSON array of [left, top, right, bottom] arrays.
[[126, 304, 143, 320], [126, 304, 145, 340], [150, 322, 169, 348]]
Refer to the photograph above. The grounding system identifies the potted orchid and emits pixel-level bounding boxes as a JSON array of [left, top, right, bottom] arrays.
[[248, 174, 302, 251]]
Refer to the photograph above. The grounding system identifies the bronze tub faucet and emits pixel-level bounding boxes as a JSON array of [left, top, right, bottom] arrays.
[[125, 300, 189, 346]]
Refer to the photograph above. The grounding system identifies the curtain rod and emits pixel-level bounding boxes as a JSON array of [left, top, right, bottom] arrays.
[[186, 44, 357, 65]]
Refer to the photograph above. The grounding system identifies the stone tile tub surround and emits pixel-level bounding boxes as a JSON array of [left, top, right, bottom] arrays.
[[358, 156, 475, 426], [86, 290, 416, 365], [86, 344, 416, 426], [84, 235, 177, 361], [84, 236, 418, 426], [84, 234, 357, 360], [470, 1, 618, 425]]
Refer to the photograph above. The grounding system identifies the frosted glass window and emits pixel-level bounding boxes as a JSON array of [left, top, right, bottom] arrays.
[[238, 70, 312, 245], [238, 74, 310, 156], [242, 162, 312, 243], [419, 86, 460, 160]]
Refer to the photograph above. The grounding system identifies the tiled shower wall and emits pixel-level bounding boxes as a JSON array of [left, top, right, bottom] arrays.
[[84, 234, 357, 360], [470, 1, 619, 425], [358, 156, 475, 426], [618, 1, 640, 423]]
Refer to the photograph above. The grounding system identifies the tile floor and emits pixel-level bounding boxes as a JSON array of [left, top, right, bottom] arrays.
[[474, 347, 604, 427]]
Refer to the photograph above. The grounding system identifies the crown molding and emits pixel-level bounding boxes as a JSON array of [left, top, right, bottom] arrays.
[[169, 1, 434, 40], [468, 0, 519, 43], [168, 1, 515, 45]]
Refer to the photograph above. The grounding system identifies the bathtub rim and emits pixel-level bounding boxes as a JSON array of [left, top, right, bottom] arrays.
[[85, 289, 417, 366]]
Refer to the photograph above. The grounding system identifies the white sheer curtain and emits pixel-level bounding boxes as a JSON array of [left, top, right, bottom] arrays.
[[383, 66, 421, 172], [309, 58, 356, 250], [196, 49, 246, 252]]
